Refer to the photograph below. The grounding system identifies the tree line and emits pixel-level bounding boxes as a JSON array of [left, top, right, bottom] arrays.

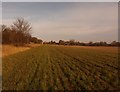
[[1, 18, 119, 47], [1, 18, 43, 46], [44, 40, 120, 47]]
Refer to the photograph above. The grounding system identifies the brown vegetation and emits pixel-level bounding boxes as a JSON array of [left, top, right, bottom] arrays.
[[2, 45, 29, 57], [2, 43, 41, 57], [1, 18, 42, 46]]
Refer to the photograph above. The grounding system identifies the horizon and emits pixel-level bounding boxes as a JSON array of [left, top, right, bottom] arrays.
[[2, 2, 118, 43]]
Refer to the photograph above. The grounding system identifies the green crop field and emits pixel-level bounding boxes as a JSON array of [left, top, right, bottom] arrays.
[[3, 45, 119, 90]]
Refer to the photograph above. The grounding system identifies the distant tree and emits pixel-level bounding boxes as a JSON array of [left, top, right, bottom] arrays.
[[43, 41, 47, 44], [79, 42, 86, 46], [88, 41, 93, 46], [69, 39, 75, 45], [49, 40, 56, 44], [31, 37, 42, 44], [110, 41, 119, 46], [59, 40, 65, 45], [99, 41, 107, 46], [37, 39, 43, 44]]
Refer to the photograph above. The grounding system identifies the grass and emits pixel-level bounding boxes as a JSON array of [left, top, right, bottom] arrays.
[[2, 43, 41, 57], [2, 45, 119, 90]]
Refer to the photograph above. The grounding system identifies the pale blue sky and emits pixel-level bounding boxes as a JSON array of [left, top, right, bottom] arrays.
[[2, 2, 118, 42]]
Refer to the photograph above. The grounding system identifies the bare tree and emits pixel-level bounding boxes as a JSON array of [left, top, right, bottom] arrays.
[[69, 39, 75, 45], [1, 25, 7, 31], [11, 18, 32, 35], [11, 18, 32, 45]]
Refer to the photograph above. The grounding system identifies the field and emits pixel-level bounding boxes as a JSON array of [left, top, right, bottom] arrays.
[[3, 45, 119, 90]]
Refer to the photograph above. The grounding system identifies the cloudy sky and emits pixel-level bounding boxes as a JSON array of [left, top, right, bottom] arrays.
[[2, 2, 118, 42]]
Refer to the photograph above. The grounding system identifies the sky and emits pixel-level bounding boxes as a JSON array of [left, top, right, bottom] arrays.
[[2, 2, 118, 42]]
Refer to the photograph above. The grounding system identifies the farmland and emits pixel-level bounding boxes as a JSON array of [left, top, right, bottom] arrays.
[[3, 45, 119, 90]]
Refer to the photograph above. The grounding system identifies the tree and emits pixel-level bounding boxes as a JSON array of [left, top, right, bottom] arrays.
[[0, 25, 5, 43], [11, 18, 32, 45], [2, 25, 7, 31], [31, 37, 43, 44], [2, 27, 11, 44], [59, 40, 65, 45], [11, 18, 32, 34], [88, 41, 93, 46], [110, 41, 119, 46], [69, 39, 75, 45]]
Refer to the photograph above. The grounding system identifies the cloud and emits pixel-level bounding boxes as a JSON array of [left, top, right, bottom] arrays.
[[31, 3, 117, 42], [2, 3, 118, 42]]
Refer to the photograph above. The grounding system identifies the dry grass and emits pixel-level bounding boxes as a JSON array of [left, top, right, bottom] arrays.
[[2, 43, 41, 57], [2, 45, 30, 57]]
